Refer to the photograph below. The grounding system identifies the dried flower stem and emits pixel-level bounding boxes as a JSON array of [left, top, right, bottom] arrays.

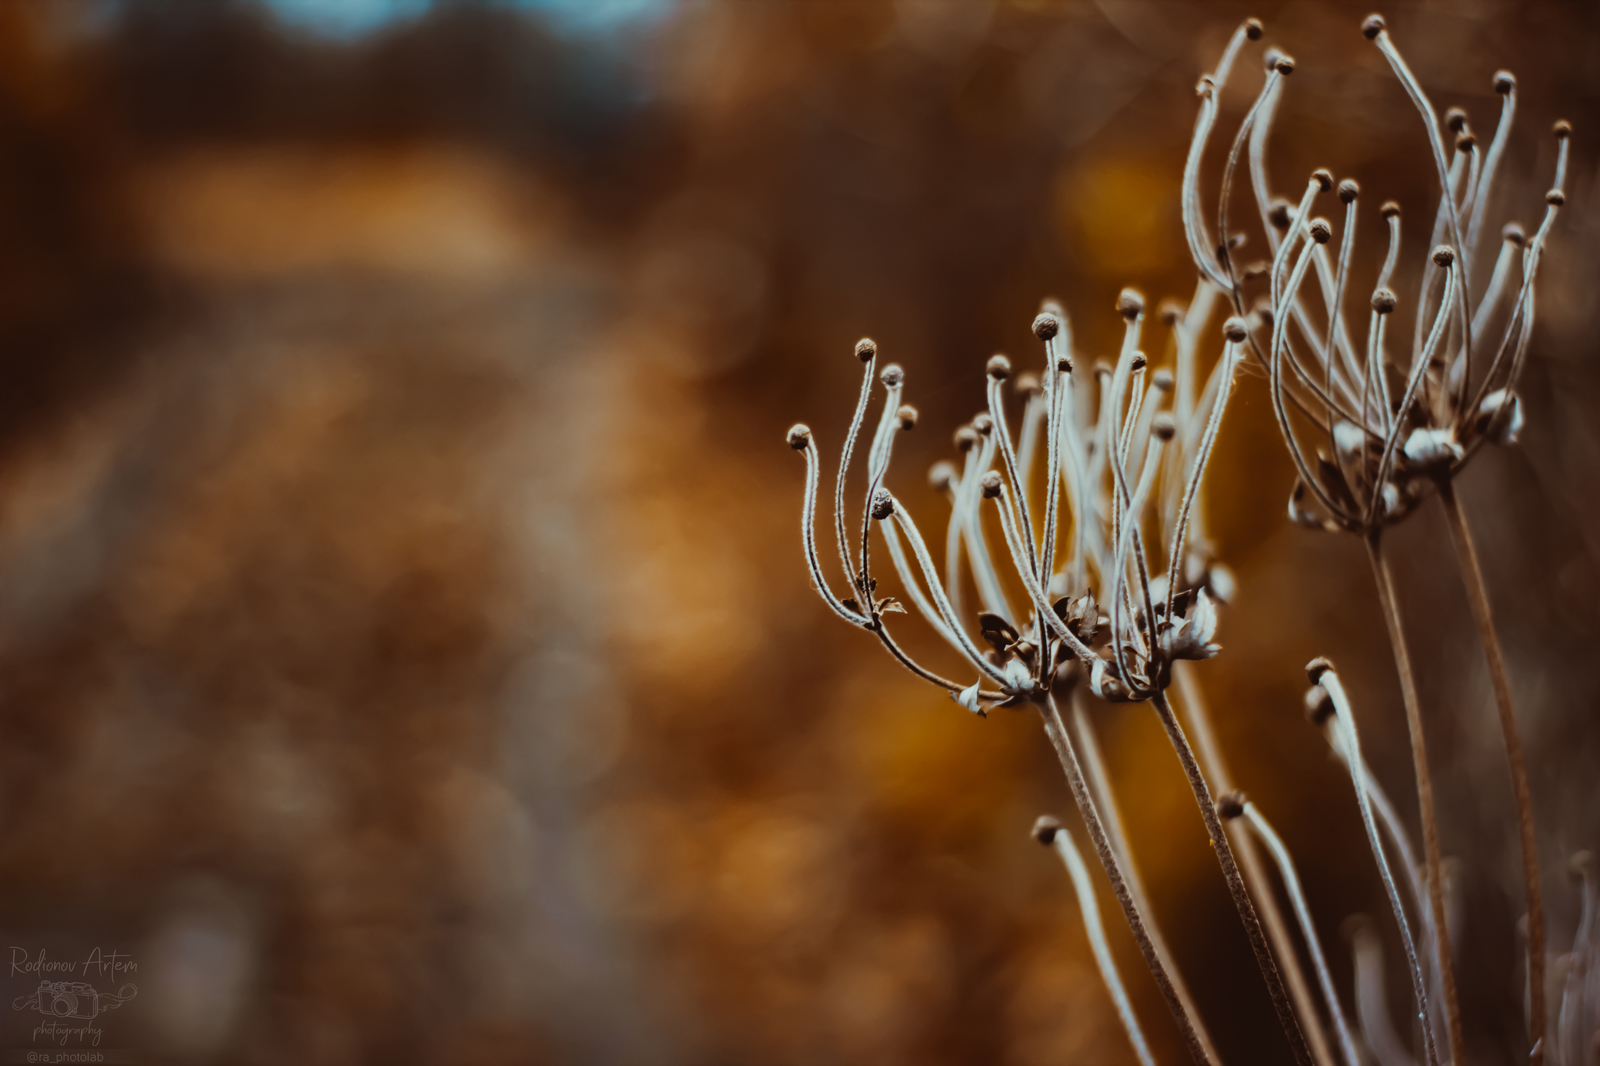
[[1436, 477, 1545, 1064], [1150, 688, 1313, 1066], [1071, 692, 1225, 1065], [1365, 531, 1464, 1063], [1040, 693, 1216, 1066], [1173, 665, 1336, 1066]]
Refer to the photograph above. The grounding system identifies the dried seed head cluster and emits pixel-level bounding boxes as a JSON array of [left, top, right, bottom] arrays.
[[788, 284, 1245, 715], [1182, 14, 1570, 533]]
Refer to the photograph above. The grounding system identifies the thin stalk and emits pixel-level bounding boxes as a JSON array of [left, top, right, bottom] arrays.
[[1172, 665, 1336, 1066], [1436, 477, 1545, 1064], [1150, 688, 1313, 1066], [1039, 693, 1216, 1066], [1071, 692, 1225, 1065], [1050, 824, 1159, 1066], [1365, 531, 1465, 1064]]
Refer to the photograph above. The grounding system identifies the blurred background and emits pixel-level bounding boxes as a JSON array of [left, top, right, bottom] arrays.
[[0, 0, 1592, 1063]]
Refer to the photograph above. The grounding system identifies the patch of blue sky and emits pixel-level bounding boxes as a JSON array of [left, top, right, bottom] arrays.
[[253, 0, 676, 41]]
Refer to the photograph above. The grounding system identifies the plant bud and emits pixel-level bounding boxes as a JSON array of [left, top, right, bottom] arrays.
[[1446, 107, 1468, 133], [1312, 169, 1334, 192], [1244, 17, 1262, 39], [1380, 200, 1401, 220], [1361, 14, 1385, 39], [1493, 70, 1515, 94], [1218, 792, 1247, 820], [987, 354, 1012, 380], [1309, 217, 1333, 243], [1503, 222, 1526, 246], [1032, 312, 1059, 341], [1268, 199, 1294, 229], [881, 363, 904, 387], [1546, 189, 1566, 206], [1431, 245, 1456, 267], [1032, 815, 1062, 845], [1338, 178, 1359, 203], [972, 413, 994, 436], [1554, 119, 1572, 140], [855, 338, 876, 362], [787, 424, 812, 450], [870, 489, 895, 521], [980, 471, 1003, 499], [1223, 316, 1249, 342], [1152, 413, 1177, 441], [1117, 288, 1145, 319], [1371, 288, 1397, 314], [954, 426, 979, 452], [1152, 368, 1175, 392], [897, 404, 918, 430], [1304, 656, 1335, 684], [929, 460, 957, 492], [1130, 351, 1147, 371]]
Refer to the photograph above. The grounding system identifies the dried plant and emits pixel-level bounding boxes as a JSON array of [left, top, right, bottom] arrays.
[[785, 11, 1590, 1066], [1179, 12, 1573, 1066]]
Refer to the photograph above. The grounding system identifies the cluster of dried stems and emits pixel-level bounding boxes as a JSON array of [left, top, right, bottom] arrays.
[[787, 12, 1594, 1066]]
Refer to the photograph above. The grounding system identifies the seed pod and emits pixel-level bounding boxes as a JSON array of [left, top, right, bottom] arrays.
[[1361, 14, 1385, 39], [1493, 70, 1515, 94], [928, 460, 957, 491], [1503, 222, 1526, 246], [1431, 245, 1456, 267], [1547, 189, 1566, 206], [973, 413, 994, 436], [1153, 413, 1177, 441], [881, 363, 904, 387], [1223, 316, 1249, 343], [987, 354, 1012, 380], [979, 471, 1003, 499], [1446, 107, 1468, 133], [1130, 351, 1147, 371], [1117, 288, 1145, 319], [1015, 372, 1041, 397], [787, 424, 812, 450], [1338, 178, 1359, 204], [1312, 169, 1334, 192], [1304, 656, 1335, 684], [1031, 815, 1062, 845], [1380, 200, 1401, 220], [870, 489, 895, 521], [954, 426, 979, 452], [897, 404, 918, 430], [1371, 288, 1397, 314], [1554, 119, 1572, 140], [1152, 368, 1175, 392], [1267, 198, 1294, 229], [1032, 312, 1059, 341], [1309, 217, 1333, 244], [855, 338, 876, 362], [1244, 17, 1262, 40], [1218, 792, 1247, 820]]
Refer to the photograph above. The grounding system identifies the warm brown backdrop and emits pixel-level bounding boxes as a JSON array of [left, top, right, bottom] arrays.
[[0, 1, 1592, 1063]]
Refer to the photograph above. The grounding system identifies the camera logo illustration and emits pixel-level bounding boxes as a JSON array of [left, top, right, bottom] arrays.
[[14, 980, 136, 1022]]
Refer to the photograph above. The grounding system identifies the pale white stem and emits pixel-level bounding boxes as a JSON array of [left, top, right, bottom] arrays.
[[886, 497, 1010, 687], [1368, 262, 1457, 527], [835, 356, 877, 591], [1466, 84, 1515, 264], [1243, 803, 1364, 1066], [1051, 826, 1159, 1066], [1166, 341, 1242, 620], [799, 439, 869, 625], [1349, 920, 1421, 1066]]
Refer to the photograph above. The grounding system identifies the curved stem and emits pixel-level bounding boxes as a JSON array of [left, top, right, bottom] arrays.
[[1039, 694, 1216, 1066], [1365, 531, 1465, 1065], [1071, 692, 1225, 1065], [1436, 478, 1545, 1064], [1172, 666, 1336, 1066], [1150, 689, 1313, 1066]]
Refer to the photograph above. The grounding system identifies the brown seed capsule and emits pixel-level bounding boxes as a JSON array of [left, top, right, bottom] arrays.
[[1455, 132, 1476, 152], [1158, 299, 1184, 326], [1338, 178, 1359, 204], [1502, 221, 1526, 246], [1092, 358, 1113, 379], [1152, 368, 1175, 392], [855, 338, 876, 362], [787, 423, 812, 450], [1263, 47, 1284, 72], [1130, 351, 1147, 372], [987, 354, 1012, 380], [1015, 371, 1041, 396], [973, 413, 994, 436], [1546, 188, 1566, 206], [1274, 54, 1295, 75], [1304, 655, 1335, 684], [1493, 70, 1515, 94], [979, 471, 1003, 499], [1446, 107, 1468, 133], [1371, 288, 1397, 314], [1431, 245, 1456, 267], [1152, 413, 1177, 441], [1032, 814, 1062, 845], [1117, 288, 1145, 319], [1361, 14, 1385, 39], [1304, 684, 1336, 725], [897, 404, 918, 430], [881, 363, 905, 387], [1032, 312, 1059, 341], [1380, 200, 1401, 220], [1218, 792, 1247, 820], [1056, 355, 1073, 373], [871, 489, 895, 521], [1309, 217, 1333, 244], [1244, 17, 1263, 40], [1554, 119, 1572, 140], [1312, 168, 1334, 192], [928, 460, 956, 492], [1268, 198, 1294, 229], [954, 425, 979, 452], [1223, 316, 1249, 343]]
